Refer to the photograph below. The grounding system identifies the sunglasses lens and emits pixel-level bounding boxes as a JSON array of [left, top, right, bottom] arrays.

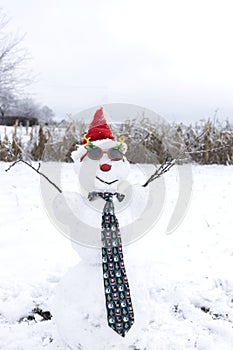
[[88, 147, 102, 160], [109, 148, 123, 160]]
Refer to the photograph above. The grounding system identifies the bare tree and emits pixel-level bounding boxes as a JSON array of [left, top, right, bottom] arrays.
[[38, 105, 55, 124], [0, 89, 15, 116], [11, 98, 40, 119], [0, 8, 33, 116], [9, 98, 55, 124]]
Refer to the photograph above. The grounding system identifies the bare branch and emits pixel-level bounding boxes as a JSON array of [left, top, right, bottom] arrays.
[[5, 159, 62, 193], [142, 126, 232, 187], [0, 9, 34, 114], [142, 156, 175, 187], [142, 129, 206, 187]]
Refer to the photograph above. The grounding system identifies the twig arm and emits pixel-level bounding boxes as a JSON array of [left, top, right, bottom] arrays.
[[142, 144, 231, 187], [142, 157, 175, 187], [5, 159, 62, 193]]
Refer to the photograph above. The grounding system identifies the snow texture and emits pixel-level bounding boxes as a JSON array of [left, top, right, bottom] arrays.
[[1, 162, 233, 349]]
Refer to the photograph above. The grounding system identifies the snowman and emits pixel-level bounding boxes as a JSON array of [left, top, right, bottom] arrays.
[[52, 107, 163, 350]]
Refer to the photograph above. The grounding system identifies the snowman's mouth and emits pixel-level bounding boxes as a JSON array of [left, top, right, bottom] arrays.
[[96, 176, 119, 185]]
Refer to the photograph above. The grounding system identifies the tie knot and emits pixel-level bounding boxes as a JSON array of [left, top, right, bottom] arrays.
[[88, 191, 125, 202], [101, 192, 113, 202]]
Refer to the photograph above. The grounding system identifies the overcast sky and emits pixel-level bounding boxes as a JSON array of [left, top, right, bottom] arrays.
[[1, 0, 233, 122]]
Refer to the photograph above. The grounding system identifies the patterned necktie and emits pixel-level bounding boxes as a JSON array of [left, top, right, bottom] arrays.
[[88, 191, 134, 337]]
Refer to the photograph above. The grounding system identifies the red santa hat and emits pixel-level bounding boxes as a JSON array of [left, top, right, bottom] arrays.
[[71, 107, 127, 162], [82, 107, 114, 144]]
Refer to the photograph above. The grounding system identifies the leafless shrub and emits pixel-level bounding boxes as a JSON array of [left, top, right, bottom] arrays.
[[0, 118, 232, 164]]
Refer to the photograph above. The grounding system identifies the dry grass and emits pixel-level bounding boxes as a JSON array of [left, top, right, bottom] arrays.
[[0, 118, 232, 164]]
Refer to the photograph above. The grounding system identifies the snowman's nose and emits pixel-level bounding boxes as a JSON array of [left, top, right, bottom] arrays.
[[100, 164, 112, 172]]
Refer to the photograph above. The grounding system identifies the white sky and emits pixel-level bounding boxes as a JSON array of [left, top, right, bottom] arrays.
[[1, 0, 233, 122]]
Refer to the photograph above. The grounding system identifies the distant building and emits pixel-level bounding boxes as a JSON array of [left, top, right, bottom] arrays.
[[0, 116, 38, 126]]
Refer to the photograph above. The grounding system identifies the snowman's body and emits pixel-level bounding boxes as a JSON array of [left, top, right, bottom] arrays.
[[52, 110, 156, 349]]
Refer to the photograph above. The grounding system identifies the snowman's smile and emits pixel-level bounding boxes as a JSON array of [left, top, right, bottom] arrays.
[[96, 176, 119, 185]]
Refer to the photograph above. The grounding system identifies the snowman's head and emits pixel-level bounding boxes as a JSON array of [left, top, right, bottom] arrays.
[[71, 108, 130, 191]]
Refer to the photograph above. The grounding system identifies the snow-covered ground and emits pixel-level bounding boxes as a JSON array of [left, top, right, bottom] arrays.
[[0, 162, 233, 350]]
